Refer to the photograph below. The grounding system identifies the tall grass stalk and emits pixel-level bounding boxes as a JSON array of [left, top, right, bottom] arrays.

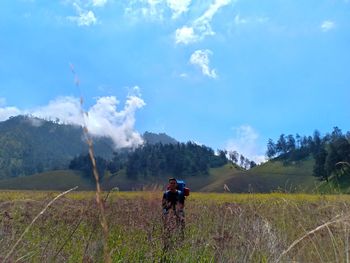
[[276, 214, 348, 262], [70, 64, 111, 263], [345, 222, 349, 263]]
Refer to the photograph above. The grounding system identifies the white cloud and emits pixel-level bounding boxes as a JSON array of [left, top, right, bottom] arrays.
[[321, 20, 335, 32], [225, 125, 267, 164], [0, 106, 21, 121], [175, 26, 198, 44], [92, 0, 107, 7], [190, 49, 217, 78], [167, 0, 191, 19], [68, 3, 97, 26], [30, 96, 84, 126], [175, 0, 232, 44], [0, 91, 146, 149]]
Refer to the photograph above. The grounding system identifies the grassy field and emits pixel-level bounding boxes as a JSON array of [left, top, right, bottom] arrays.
[[1, 190, 350, 262]]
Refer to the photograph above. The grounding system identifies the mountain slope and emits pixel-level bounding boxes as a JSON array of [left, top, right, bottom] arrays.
[[199, 157, 318, 193]]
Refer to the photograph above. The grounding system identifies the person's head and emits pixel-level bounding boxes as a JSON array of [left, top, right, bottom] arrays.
[[168, 178, 177, 191]]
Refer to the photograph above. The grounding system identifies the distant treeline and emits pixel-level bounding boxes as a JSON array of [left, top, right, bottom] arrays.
[[70, 142, 231, 179], [266, 127, 350, 180]]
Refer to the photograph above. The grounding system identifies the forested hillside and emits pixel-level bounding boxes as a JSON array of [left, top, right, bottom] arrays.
[[0, 115, 115, 178], [266, 127, 350, 181]]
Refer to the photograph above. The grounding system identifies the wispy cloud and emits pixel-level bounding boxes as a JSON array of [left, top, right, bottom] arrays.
[[234, 14, 269, 25], [92, 0, 108, 7], [190, 49, 217, 78], [67, 3, 97, 26], [125, 0, 190, 22], [175, 0, 232, 44], [225, 125, 266, 164], [321, 20, 335, 32], [0, 91, 146, 149], [141, 0, 164, 21], [125, 0, 164, 22]]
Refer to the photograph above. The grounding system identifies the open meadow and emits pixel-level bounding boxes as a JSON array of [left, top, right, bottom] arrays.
[[1, 191, 350, 262]]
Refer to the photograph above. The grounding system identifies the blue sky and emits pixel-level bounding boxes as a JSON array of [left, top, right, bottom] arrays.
[[0, 0, 349, 163]]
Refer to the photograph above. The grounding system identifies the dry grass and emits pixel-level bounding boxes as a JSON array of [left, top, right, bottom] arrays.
[[1, 192, 350, 262]]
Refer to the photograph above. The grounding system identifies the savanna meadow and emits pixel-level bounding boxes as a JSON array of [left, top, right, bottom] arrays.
[[2, 190, 350, 263], [2, 0, 350, 262]]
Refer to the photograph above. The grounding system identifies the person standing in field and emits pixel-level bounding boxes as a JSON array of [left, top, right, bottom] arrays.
[[162, 178, 185, 247]]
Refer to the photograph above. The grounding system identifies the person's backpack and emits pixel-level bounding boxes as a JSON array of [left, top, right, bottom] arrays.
[[167, 179, 190, 196], [176, 180, 190, 196]]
